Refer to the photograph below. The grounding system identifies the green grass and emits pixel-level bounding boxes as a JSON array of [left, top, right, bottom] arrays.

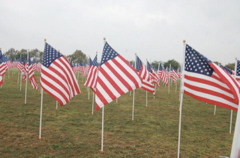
[[0, 69, 236, 157]]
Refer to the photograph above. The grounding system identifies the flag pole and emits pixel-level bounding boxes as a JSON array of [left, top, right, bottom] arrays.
[[39, 87, 43, 139], [177, 40, 186, 158], [92, 92, 95, 115], [24, 51, 29, 104], [100, 106, 104, 152], [132, 54, 137, 121], [229, 110, 233, 133], [100, 37, 106, 152], [132, 90, 135, 121], [214, 105, 216, 115], [20, 72, 22, 91], [146, 91, 148, 107]]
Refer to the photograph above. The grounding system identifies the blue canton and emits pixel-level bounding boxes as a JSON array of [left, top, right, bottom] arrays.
[[135, 56, 142, 72], [237, 60, 240, 76], [147, 61, 153, 73], [185, 44, 213, 76], [100, 42, 119, 65], [43, 43, 63, 68], [92, 55, 98, 66]]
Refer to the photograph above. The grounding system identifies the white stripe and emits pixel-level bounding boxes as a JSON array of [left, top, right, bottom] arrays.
[[184, 86, 238, 109], [96, 81, 112, 108], [42, 66, 69, 92], [184, 74, 234, 99], [115, 56, 142, 88], [40, 78, 67, 105], [98, 70, 121, 98], [102, 61, 128, 93]]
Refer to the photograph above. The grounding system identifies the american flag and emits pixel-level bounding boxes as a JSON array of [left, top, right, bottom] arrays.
[[95, 42, 142, 110], [0, 55, 8, 77], [235, 59, 240, 82], [40, 42, 81, 105], [0, 50, 4, 86], [184, 44, 239, 111], [28, 56, 38, 90], [136, 56, 155, 94], [84, 54, 98, 92], [147, 61, 160, 87]]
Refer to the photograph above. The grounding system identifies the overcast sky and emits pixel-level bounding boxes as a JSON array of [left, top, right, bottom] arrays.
[[0, 0, 240, 65]]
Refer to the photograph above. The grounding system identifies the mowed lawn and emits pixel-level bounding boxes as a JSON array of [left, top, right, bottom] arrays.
[[0, 69, 236, 158]]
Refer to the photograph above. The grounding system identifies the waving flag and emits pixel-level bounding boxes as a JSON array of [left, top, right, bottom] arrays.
[[183, 44, 239, 111], [84, 54, 98, 92], [235, 59, 240, 82], [28, 56, 38, 90], [147, 61, 160, 87], [95, 42, 141, 110], [136, 56, 155, 94], [40, 42, 81, 105], [0, 50, 3, 86]]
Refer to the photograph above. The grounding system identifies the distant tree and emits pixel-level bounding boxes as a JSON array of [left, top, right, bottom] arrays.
[[67, 50, 87, 64], [151, 60, 163, 70], [164, 59, 180, 70], [225, 63, 235, 70]]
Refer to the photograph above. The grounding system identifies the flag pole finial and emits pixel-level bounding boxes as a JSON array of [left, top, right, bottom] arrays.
[[183, 40, 186, 44], [103, 37, 106, 41], [44, 39, 47, 42]]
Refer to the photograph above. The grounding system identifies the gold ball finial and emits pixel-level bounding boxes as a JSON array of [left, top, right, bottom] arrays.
[[183, 40, 186, 43], [44, 39, 46, 42], [103, 37, 106, 41]]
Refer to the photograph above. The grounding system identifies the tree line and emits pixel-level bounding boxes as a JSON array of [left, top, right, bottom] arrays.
[[2, 48, 234, 70]]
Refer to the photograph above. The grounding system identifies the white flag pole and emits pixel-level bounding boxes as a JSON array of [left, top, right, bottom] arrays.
[[56, 101, 58, 110], [214, 105, 217, 115], [24, 51, 29, 104], [92, 92, 95, 115], [230, 58, 240, 158], [132, 90, 135, 121], [177, 40, 186, 158], [229, 110, 233, 133], [146, 91, 148, 107], [100, 106, 104, 152], [39, 87, 43, 139], [20, 73, 22, 91]]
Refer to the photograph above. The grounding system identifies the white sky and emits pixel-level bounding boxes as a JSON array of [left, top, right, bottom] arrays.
[[0, 0, 240, 65]]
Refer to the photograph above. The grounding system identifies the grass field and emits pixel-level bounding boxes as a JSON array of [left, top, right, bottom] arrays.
[[0, 69, 236, 157]]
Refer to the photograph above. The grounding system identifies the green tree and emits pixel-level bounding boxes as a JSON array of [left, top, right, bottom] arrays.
[[67, 50, 87, 64], [163, 59, 180, 70], [225, 63, 235, 70]]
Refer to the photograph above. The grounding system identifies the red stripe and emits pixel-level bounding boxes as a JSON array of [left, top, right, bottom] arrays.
[[184, 82, 235, 103], [184, 90, 237, 111], [184, 74, 232, 94]]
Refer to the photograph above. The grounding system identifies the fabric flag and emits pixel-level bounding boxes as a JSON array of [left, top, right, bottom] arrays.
[[183, 44, 239, 111], [84, 54, 98, 92], [0, 50, 3, 86], [28, 56, 38, 90], [146, 61, 160, 87], [235, 59, 240, 82], [136, 56, 155, 94], [0, 55, 8, 77], [40, 42, 81, 105], [95, 42, 142, 110]]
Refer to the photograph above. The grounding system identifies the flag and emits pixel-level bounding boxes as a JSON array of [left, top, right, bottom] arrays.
[[183, 44, 239, 111], [95, 42, 142, 110], [146, 61, 160, 87], [28, 55, 38, 90], [236, 59, 240, 82], [136, 56, 155, 94], [40, 42, 81, 105], [84, 54, 98, 92]]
